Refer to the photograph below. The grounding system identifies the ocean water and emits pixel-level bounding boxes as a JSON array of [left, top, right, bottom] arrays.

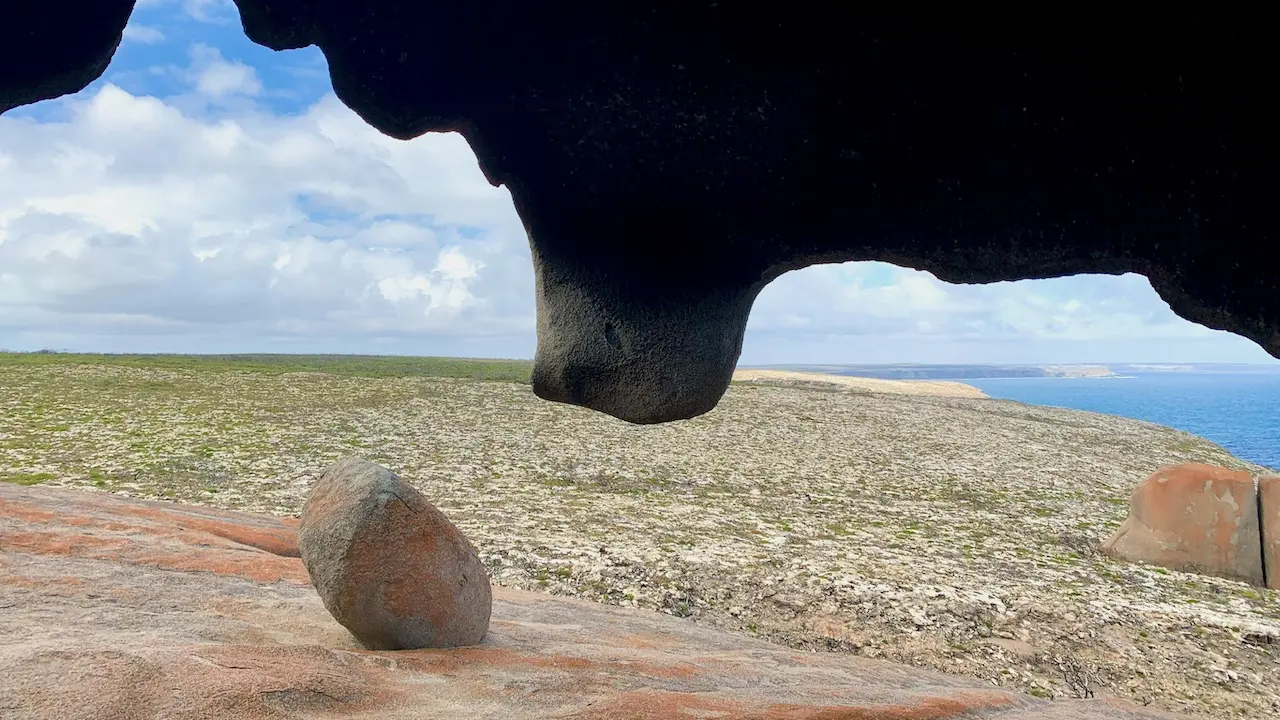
[[966, 373, 1279, 472]]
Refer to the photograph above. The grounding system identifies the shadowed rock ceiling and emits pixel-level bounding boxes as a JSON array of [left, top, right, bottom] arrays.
[[3, 2, 1277, 423]]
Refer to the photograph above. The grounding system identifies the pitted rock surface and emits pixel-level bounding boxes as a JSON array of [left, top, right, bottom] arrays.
[[299, 457, 492, 650], [0, 482, 1187, 719], [2, 3, 1279, 423], [1101, 464, 1265, 586]]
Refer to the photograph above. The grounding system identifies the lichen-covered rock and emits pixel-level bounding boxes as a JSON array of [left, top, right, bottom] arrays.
[[1260, 475, 1280, 590], [299, 457, 492, 650], [1100, 464, 1264, 586]]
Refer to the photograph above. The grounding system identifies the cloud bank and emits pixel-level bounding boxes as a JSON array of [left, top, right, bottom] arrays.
[[1, 46, 535, 355]]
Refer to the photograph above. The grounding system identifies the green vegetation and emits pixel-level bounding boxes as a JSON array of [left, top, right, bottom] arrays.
[[1, 472, 55, 486], [0, 351, 533, 384], [1168, 438, 1202, 454]]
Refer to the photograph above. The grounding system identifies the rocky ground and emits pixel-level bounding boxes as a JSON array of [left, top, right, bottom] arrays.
[[0, 482, 1176, 719], [1, 360, 1277, 719]]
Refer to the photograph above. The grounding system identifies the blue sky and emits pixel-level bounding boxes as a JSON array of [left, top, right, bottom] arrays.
[[0, 0, 1274, 365]]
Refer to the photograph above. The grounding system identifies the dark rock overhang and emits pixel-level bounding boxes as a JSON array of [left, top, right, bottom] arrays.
[[3, 2, 1277, 424]]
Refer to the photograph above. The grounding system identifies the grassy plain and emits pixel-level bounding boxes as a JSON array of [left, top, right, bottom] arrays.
[[0, 352, 533, 382]]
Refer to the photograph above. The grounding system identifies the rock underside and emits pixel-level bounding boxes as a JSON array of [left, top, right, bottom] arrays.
[[0, 482, 1185, 719], [2, 2, 1278, 424]]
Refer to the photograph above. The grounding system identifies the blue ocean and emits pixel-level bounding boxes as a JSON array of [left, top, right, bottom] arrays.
[[967, 373, 1279, 472]]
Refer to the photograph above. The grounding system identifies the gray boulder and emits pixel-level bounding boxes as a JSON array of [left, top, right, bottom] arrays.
[[299, 457, 492, 650]]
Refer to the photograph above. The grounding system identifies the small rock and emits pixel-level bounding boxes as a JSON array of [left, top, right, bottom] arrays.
[[299, 457, 492, 650], [1243, 630, 1276, 646], [908, 606, 931, 627]]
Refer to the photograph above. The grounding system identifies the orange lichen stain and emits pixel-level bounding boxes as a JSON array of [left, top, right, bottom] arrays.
[[0, 497, 59, 524], [618, 632, 683, 650], [0, 529, 308, 585], [1, 529, 132, 558], [1, 489, 301, 557], [569, 690, 1016, 720], [394, 647, 592, 675], [764, 693, 1016, 720], [387, 646, 701, 682], [132, 548, 308, 584], [1, 574, 85, 590], [592, 656, 701, 681], [1261, 476, 1280, 590], [1109, 463, 1264, 582], [86, 501, 301, 557]]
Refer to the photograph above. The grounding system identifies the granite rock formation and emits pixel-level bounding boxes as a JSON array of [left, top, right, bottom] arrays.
[[0, 482, 1188, 719], [1, 3, 1278, 424], [299, 457, 492, 650], [1260, 475, 1280, 590], [1101, 464, 1273, 588]]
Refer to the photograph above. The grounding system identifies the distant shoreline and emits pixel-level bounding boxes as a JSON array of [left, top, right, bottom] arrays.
[[745, 363, 1121, 381], [731, 369, 986, 398], [973, 374, 1139, 381], [745, 362, 1280, 381]]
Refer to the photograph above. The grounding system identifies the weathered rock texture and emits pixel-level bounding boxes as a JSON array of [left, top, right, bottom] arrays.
[[2, 3, 1279, 423], [1101, 464, 1269, 587], [0, 482, 1188, 719], [299, 457, 492, 650], [1261, 476, 1280, 590]]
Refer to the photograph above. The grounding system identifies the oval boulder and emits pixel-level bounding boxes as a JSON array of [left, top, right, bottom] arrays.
[[299, 457, 492, 650]]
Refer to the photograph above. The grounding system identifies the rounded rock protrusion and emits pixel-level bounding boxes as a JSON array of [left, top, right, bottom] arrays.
[[299, 457, 492, 650], [1100, 463, 1264, 586]]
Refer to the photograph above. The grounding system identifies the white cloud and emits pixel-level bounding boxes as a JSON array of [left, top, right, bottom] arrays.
[[122, 24, 166, 45], [188, 45, 262, 99], [182, 0, 236, 23], [742, 263, 1272, 364], [752, 263, 1185, 342], [134, 0, 237, 24], [0, 55, 535, 353]]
